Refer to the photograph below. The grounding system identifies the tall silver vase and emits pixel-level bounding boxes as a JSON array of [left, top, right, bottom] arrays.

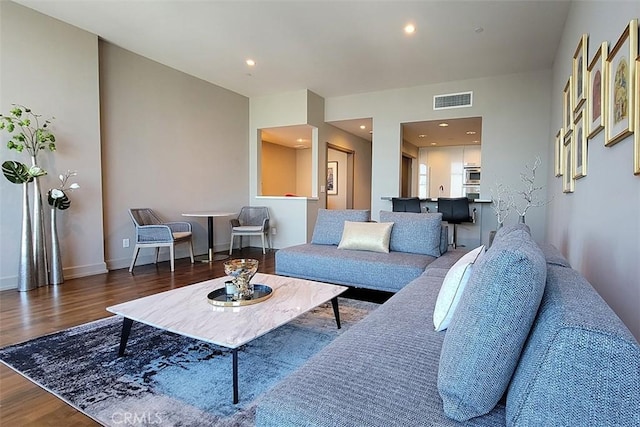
[[50, 208, 64, 285], [31, 155, 49, 287], [19, 182, 36, 291]]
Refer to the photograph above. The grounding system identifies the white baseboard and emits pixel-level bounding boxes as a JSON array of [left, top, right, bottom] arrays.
[[0, 262, 109, 291]]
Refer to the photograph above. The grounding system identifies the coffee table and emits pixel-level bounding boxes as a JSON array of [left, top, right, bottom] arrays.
[[106, 273, 347, 403]]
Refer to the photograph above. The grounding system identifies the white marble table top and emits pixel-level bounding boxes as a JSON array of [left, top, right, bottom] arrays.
[[181, 211, 236, 218], [106, 273, 347, 349]]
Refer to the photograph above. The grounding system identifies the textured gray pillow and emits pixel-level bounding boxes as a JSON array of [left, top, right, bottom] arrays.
[[437, 229, 546, 421], [310, 209, 370, 245], [379, 211, 442, 256]]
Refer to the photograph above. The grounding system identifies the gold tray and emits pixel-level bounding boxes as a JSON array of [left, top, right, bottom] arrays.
[[207, 284, 273, 307]]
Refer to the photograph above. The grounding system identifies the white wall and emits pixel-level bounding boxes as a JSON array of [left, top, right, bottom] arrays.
[[325, 70, 552, 247], [547, 2, 640, 340], [99, 42, 249, 269], [0, 2, 106, 289]]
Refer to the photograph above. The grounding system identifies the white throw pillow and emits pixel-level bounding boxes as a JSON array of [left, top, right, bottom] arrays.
[[433, 245, 485, 331], [338, 221, 394, 253]]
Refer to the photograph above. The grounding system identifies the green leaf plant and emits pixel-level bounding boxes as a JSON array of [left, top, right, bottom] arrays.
[[0, 105, 56, 156]]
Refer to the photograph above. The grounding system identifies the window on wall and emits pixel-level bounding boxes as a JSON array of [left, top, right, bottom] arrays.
[[419, 162, 428, 199], [260, 125, 314, 197]]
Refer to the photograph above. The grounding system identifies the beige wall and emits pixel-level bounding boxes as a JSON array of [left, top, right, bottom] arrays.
[[99, 42, 249, 269], [261, 141, 297, 196], [0, 2, 106, 288], [547, 1, 640, 340], [327, 149, 348, 209]]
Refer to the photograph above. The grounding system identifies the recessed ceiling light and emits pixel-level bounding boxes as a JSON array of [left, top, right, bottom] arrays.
[[360, 125, 366, 130], [472, 140, 480, 143], [438, 122, 449, 127], [466, 131, 477, 135], [430, 142, 437, 146], [296, 138, 305, 143], [404, 24, 416, 34], [418, 134, 426, 138], [246, 59, 256, 67]]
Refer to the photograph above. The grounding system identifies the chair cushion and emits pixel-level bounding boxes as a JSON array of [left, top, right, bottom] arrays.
[[379, 211, 442, 257], [172, 231, 192, 240], [232, 225, 263, 232], [432, 245, 485, 331], [437, 229, 546, 421], [311, 209, 370, 245], [337, 221, 393, 253]]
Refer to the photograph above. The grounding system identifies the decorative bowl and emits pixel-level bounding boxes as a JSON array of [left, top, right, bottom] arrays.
[[223, 258, 259, 299]]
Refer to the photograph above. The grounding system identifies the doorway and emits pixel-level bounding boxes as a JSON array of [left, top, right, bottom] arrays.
[[327, 145, 355, 210], [401, 155, 413, 197]]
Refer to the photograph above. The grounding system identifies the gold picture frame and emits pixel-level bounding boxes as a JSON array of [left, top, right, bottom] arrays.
[[635, 55, 640, 175], [555, 128, 564, 177], [573, 111, 587, 179], [587, 41, 607, 139], [563, 132, 574, 193], [573, 34, 588, 114], [563, 76, 573, 139], [605, 19, 637, 146]]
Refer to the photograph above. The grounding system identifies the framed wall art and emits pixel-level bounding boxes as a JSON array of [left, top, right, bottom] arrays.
[[636, 55, 640, 175], [563, 132, 574, 193], [605, 18, 638, 146], [563, 76, 573, 139], [555, 128, 564, 177], [573, 111, 587, 179], [573, 33, 589, 114], [587, 41, 607, 139], [327, 161, 338, 195]]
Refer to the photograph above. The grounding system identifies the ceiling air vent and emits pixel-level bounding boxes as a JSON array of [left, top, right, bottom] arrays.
[[433, 91, 473, 110]]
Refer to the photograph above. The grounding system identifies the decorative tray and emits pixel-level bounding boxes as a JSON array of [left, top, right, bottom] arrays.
[[207, 284, 273, 307]]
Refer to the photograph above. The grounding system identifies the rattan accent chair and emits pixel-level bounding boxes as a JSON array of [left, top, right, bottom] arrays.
[[229, 206, 271, 255], [128, 208, 194, 272]]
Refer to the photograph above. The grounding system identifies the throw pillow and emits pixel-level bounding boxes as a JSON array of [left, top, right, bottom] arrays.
[[378, 211, 442, 257], [437, 229, 546, 422], [310, 209, 370, 245], [337, 221, 394, 253], [433, 245, 485, 331]]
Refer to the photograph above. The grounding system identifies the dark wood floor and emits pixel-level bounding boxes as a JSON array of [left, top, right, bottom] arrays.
[[0, 248, 275, 426], [0, 247, 391, 426]]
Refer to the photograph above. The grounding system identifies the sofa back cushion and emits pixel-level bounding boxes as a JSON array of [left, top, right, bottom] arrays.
[[379, 211, 442, 257], [311, 209, 370, 245], [506, 263, 640, 426], [437, 228, 546, 422]]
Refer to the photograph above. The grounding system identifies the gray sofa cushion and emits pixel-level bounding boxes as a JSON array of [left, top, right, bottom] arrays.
[[256, 272, 506, 427], [311, 209, 370, 245], [276, 243, 435, 292], [379, 211, 443, 257], [506, 264, 640, 426], [437, 229, 546, 421]]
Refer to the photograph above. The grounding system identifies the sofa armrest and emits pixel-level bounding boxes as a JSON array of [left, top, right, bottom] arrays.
[[507, 265, 640, 426]]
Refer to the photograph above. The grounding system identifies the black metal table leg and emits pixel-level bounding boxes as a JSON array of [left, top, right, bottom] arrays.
[[331, 297, 341, 329], [118, 317, 134, 357], [232, 348, 239, 404]]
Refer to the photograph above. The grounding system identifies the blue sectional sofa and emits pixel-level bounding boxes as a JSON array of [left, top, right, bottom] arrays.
[[258, 217, 640, 426], [276, 209, 452, 293]]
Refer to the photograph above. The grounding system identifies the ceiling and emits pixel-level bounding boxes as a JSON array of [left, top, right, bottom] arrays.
[[14, 0, 570, 148]]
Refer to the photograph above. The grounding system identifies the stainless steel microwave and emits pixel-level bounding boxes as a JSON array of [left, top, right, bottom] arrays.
[[464, 167, 481, 185]]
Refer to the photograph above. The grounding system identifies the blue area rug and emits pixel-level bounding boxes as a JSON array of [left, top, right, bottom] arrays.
[[0, 298, 378, 426]]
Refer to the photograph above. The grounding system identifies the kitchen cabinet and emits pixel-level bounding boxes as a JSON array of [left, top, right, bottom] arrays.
[[463, 146, 481, 167], [420, 144, 480, 198]]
